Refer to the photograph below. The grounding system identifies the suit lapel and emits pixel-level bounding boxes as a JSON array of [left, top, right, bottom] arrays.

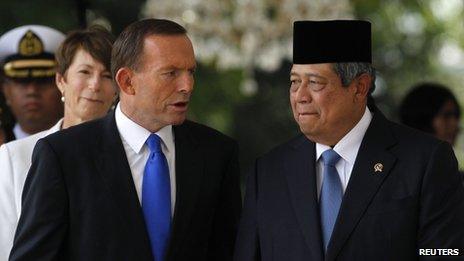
[[95, 112, 153, 256], [168, 122, 204, 253], [284, 136, 324, 261], [326, 110, 397, 261]]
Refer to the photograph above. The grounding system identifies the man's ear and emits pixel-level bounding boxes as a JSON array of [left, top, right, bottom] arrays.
[[354, 73, 372, 99], [115, 67, 136, 95]]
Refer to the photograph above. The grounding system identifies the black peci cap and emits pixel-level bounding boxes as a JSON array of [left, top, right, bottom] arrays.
[[293, 20, 371, 64]]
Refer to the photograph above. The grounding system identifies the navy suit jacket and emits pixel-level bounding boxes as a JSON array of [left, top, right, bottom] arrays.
[[234, 109, 464, 261], [10, 111, 241, 261]]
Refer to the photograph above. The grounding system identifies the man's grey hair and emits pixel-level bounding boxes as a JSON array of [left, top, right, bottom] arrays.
[[332, 62, 376, 95]]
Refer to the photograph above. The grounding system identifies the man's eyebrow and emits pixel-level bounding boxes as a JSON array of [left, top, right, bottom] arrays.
[[290, 72, 327, 79], [157, 65, 197, 71], [157, 65, 177, 71]]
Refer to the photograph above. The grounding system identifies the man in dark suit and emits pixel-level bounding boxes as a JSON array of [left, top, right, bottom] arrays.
[[10, 19, 241, 261], [234, 20, 464, 261]]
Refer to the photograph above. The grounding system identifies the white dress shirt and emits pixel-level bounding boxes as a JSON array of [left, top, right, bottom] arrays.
[[12, 123, 30, 140], [115, 104, 176, 215], [316, 107, 373, 199]]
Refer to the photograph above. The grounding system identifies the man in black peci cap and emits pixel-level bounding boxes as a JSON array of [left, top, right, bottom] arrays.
[[0, 25, 64, 141], [234, 20, 464, 261]]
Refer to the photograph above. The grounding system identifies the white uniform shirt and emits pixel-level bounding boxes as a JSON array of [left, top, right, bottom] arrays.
[[0, 119, 63, 261]]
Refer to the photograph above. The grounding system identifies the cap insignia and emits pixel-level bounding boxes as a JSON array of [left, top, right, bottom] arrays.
[[18, 30, 44, 56]]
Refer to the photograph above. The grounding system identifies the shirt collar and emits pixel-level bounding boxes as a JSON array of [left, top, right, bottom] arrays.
[[316, 106, 372, 164], [115, 103, 174, 154], [13, 123, 30, 139], [46, 118, 63, 135]]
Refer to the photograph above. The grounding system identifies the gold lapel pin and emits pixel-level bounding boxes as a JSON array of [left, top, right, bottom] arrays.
[[374, 163, 383, 173]]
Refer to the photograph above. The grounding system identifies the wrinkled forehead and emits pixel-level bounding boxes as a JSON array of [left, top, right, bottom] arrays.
[[143, 34, 193, 54], [290, 63, 337, 77], [141, 34, 196, 66]]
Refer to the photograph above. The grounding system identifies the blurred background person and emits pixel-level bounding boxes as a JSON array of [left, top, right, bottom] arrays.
[[0, 25, 117, 260], [0, 25, 65, 140], [399, 82, 463, 178], [0, 89, 15, 145]]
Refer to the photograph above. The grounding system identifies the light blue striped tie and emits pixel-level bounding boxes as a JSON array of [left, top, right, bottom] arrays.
[[142, 134, 171, 261], [319, 149, 342, 250]]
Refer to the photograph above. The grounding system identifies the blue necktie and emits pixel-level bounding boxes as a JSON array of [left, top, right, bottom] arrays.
[[142, 134, 171, 261], [319, 149, 342, 250]]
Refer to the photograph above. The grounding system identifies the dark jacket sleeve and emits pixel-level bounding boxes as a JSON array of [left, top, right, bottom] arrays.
[[208, 141, 242, 261], [418, 141, 464, 254], [234, 159, 261, 261], [9, 139, 68, 261]]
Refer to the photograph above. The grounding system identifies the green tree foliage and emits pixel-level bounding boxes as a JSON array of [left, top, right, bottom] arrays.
[[353, 0, 464, 108]]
